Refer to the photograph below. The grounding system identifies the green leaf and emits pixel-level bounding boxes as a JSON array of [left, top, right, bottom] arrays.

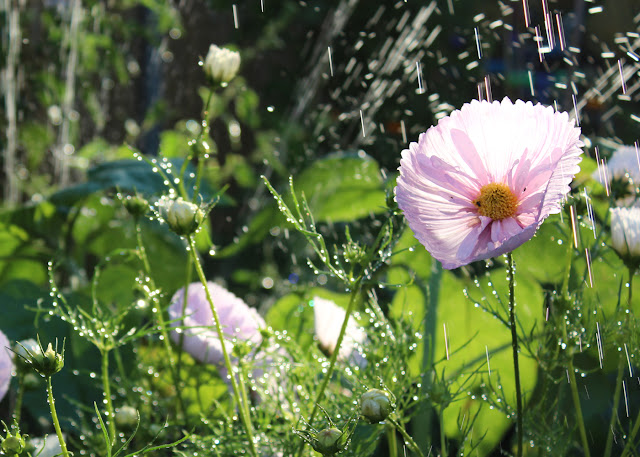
[[293, 152, 386, 223]]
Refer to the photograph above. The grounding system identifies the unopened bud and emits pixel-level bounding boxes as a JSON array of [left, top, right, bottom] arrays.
[[2, 432, 26, 456], [31, 343, 64, 377], [122, 194, 149, 219], [360, 389, 392, 423], [316, 428, 344, 454], [203, 44, 240, 84], [157, 197, 204, 236]]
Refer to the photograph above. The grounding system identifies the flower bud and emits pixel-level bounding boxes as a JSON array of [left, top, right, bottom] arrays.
[[2, 431, 26, 456], [360, 389, 392, 423], [316, 428, 344, 454], [203, 44, 240, 84], [115, 406, 138, 428], [157, 196, 204, 236], [30, 343, 64, 377], [610, 207, 640, 268], [122, 194, 149, 219]]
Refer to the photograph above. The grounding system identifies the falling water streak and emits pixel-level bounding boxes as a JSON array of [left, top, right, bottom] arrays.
[[585, 248, 593, 288], [2, 0, 20, 205], [635, 141, 640, 176], [484, 75, 492, 102], [579, 335, 583, 352], [624, 380, 630, 417], [521, 0, 530, 27], [566, 369, 571, 383], [569, 205, 579, 249], [474, 27, 482, 59], [584, 188, 596, 239], [416, 61, 425, 94], [477, 83, 484, 101], [555, 13, 566, 51], [601, 158, 611, 196], [360, 109, 366, 137], [528, 70, 535, 96], [545, 306, 550, 321], [327, 46, 334, 76], [595, 146, 604, 184], [618, 60, 628, 94], [443, 323, 450, 360], [541, 0, 554, 50], [232, 4, 239, 28], [596, 322, 604, 369], [584, 385, 589, 399], [485, 346, 491, 376], [400, 120, 407, 143], [56, 0, 82, 188], [260, 0, 264, 12], [625, 344, 633, 377], [446, 0, 454, 14], [534, 26, 544, 62], [572, 93, 581, 126]]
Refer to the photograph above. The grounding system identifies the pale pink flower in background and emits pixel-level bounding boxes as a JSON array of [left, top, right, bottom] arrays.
[[0, 329, 13, 402], [168, 282, 265, 365], [313, 296, 366, 366], [395, 98, 583, 269]]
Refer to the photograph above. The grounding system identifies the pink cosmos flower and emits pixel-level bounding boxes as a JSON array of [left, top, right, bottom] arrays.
[[395, 98, 583, 269], [168, 282, 265, 365], [0, 329, 13, 402]]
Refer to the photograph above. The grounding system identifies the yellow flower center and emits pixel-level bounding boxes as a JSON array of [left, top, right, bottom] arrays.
[[472, 183, 518, 220]]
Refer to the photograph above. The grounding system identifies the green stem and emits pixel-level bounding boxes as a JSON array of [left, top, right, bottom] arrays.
[[12, 373, 24, 425], [306, 278, 362, 427], [188, 235, 258, 457], [46, 376, 71, 457], [388, 416, 425, 457], [101, 349, 116, 447], [629, 267, 636, 307], [413, 260, 442, 452], [561, 233, 574, 298], [175, 255, 193, 409], [439, 406, 447, 457], [135, 221, 187, 421], [507, 252, 523, 457], [386, 423, 398, 457], [294, 278, 362, 457], [621, 406, 640, 457], [192, 89, 215, 202], [604, 356, 625, 457], [568, 358, 591, 457]]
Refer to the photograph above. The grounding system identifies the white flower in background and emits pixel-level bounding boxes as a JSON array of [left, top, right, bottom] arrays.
[[168, 282, 265, 365], [610, 207, 640, 260], [594, 145, 640, 205], [29, 435, 62, 457], [203, 44, 241, 83], [313, 296, 366, 366], [0, 330, 12, 403]]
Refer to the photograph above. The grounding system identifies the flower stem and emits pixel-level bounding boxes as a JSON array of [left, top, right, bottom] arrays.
[[507, 252, 523, 457], [439, 406, 447, 457], [101, 349, 116, 448], [388, 416, 425, 457], [295, 278, 362, 457], [386, 423, 398, 457], [46, 376, 71, 457], [306, 278, 362, 427], [135, 221, 186, 421], [604, 356, 624, 457], [188, 235, 258, 457], [413, 260, 442, 452], [12, 373, 24, 425], [567, 358, 591, 457], [628, 267, 636, 307]]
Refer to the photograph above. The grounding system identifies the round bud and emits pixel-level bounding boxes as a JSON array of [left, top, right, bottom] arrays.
[[360, 388, 392, 423], [316, 427, 343, 454], [157, 197, 204, 236], [2, 433, 26, 456]]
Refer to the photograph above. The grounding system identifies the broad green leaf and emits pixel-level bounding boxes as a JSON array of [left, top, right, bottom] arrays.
[[294, 152, 386, 223]]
